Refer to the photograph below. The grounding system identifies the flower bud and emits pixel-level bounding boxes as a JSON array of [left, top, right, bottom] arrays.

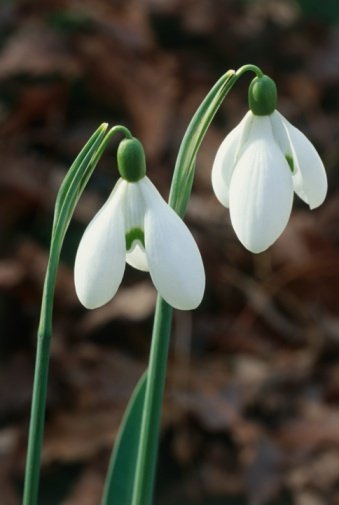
[[117, 137, 146, 182], [248, 75, 277, 116]]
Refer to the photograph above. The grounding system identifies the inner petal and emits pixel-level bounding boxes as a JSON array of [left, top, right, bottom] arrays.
[[126, 240, 149, 271], [123, 182, 145, 231], [270, 110, 293, 167], [122, 181, 149, 272]]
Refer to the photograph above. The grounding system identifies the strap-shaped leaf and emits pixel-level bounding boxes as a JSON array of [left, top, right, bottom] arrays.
[[51, 123, 108, 248], [168, 65, 263, 217], [101, 372, 147, 505], [168, 70, 235, 216]]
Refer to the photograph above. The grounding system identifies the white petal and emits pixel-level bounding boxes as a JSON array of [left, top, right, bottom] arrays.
[[229, 126, 294, 253], [126, 241, 149, 272], [211, 111, 253, 207], [279, 112, 327, 209], [140, 178, 205, 310], [74, 180, 127, 309]]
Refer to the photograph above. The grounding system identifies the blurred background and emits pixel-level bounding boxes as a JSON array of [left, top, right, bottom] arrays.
[[1, 0, 339, 504]]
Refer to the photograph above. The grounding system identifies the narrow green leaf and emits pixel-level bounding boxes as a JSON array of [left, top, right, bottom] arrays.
[[101, 372, 147, 505], [51, 123, 108, 247], [168, 70, 236, 216], [169, 64, 263, 217], [51, 123, 132, 249], [53, 124, 107, 221]]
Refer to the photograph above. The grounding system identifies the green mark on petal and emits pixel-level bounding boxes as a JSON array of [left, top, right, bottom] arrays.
[[125, 228, 145, 250], [285, 154, 294, 173]]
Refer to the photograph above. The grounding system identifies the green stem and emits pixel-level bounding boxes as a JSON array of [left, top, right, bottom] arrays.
[[236, 64, 263, 79], [22, 123, 131, 505], [131, 64, 264, 505], [131, 297, 173, 505], [22, 251, 59, 505]]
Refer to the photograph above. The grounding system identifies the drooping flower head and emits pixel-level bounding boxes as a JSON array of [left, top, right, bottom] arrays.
[[212, 74, 327, 253], [74, 136, 205, 310]]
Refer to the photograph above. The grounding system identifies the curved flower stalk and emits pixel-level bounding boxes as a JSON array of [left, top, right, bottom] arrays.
[[74, 137, 205, 310], [212, 75, 328, 253]]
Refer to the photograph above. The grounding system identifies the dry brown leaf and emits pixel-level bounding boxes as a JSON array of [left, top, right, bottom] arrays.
[[0, 23, 81, 79], [61, 463, 104, 505], [76, 280, 156, 335]]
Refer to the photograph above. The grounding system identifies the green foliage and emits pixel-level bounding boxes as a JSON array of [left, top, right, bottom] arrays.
[[101, 373, 147, 505]]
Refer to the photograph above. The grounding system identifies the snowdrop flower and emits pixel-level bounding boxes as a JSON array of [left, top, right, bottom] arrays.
[[74, 137, 205, 310], [212, 75, 327, 253]]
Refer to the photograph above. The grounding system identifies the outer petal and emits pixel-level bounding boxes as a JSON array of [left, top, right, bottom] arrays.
[[270, 110, 292, 158], [74, 180, 127, 309], [211, 111, 253, 207], [229, 117, 294, 253], [278, 112, 327, 209], [140, 178, 205, 310]]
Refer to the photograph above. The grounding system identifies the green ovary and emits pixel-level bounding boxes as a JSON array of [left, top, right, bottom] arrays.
[[117, 137, 146, 182]]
